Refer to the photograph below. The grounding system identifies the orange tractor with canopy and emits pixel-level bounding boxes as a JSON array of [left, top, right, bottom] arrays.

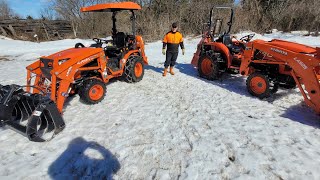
[[0, 2, 148, 142]]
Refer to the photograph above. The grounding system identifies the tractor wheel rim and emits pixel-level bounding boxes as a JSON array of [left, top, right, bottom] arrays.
[[134, 62, 143, 77], [250, 76, 267, 94], [89, 85, 104, 101], [201, 58, 213, 76]]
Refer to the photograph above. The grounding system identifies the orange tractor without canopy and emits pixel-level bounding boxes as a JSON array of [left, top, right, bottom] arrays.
[[192, 6, 320, 114]]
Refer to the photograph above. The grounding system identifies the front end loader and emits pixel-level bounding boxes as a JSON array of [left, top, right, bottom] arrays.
[[240, 39, 320, 114], [191, 6, 320, 114], [0, 2, 148, 142]]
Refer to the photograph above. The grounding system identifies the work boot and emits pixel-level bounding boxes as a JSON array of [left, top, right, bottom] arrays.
[[169, 67, 175, 75], [163, 68, 168, 76]]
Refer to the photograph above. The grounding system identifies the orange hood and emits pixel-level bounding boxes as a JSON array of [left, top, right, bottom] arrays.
[[45, 47, 103, 61]]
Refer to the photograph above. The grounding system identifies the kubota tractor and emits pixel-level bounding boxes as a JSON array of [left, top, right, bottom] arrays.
[[192, 6, 320, 114], [0, 2, 148, 142], [240, 39, 320, 114], [191, 6, 255, 80]]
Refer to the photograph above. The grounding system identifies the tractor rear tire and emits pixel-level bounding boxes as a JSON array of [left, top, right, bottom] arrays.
[[246, 72, 271, 99], [124, 55, 144, 83], [79, 78, 106, 104], [198, 55, 219, 80]]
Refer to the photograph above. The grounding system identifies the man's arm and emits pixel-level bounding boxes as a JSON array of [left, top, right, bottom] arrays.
[[179, 33, 184, 49], [179, 41, 184, 49], [162, 34, 168, 55], [163, 42, 167, 49], [163, 34, 168, 55], [180, 33, 185, 55], [163, 34, 168, 48]]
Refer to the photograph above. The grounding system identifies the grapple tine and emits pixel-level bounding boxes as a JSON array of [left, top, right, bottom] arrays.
[[0, 85, 19, 125], [12, 106, 22, 122], [42, 109, 55, 133], [22, 97, 33, 117], [26, 97, 36, 113], [45, 102, 65, 135], [17, 100, 28, 121], [26, 100, 65, 142], [0, 84, 65, 142]]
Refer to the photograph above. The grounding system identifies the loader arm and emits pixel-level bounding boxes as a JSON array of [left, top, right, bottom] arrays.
[[240, 39, 320, 113]]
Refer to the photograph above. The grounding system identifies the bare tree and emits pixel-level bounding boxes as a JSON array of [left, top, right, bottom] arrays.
[[43, 0, 320, 39], [51, 0, 114, 37], [40, 4, 58, 20], [0, 0, 15, 19], [238, 0, 320, 34]]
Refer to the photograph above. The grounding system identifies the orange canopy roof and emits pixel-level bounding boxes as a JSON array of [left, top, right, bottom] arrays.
[[81, 2, 141, 12]]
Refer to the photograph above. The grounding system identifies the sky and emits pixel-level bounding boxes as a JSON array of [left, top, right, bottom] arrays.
[[7, 0, 50, 18]]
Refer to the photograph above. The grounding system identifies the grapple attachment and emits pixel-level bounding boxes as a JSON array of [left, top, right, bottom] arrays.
[[0, 84, 65, 142]]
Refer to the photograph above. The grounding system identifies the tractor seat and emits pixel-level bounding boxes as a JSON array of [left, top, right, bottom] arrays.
[[223, 35, 241, 53], [113, 32, 126, 48], [230, 46, 242, 53], [104, 46, 118, 51]]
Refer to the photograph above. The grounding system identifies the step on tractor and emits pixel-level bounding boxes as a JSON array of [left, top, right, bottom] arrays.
[[191, 6, 320, 114], [0, 2, 148, 142]]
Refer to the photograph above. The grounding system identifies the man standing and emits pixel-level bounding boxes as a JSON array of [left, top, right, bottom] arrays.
[[162, 22, 185, 76]]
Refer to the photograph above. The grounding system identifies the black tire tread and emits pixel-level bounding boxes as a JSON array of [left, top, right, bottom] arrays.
[[246, 72, 271, 99], [79, 78, 106, 104], [198, 54, 220, 81], [124, 56, 144, 83]]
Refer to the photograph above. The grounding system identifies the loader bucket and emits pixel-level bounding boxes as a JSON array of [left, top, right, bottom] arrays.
[[0, 84, 65, 142]]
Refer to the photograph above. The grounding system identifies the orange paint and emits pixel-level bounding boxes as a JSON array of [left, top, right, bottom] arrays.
[[81, 2, 141, 12]]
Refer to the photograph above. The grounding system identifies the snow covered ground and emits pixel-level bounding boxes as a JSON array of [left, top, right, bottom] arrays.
[[0, 32, 320, 179]]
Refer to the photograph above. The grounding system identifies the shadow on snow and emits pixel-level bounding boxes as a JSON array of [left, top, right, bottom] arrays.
[[48, 137, 120, 179]]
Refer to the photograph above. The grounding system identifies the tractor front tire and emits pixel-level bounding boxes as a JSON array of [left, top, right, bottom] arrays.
[[198, 55, 219, 80], [124, 56, 144, 83], [79, 78, 106, 104], [246, 72, 271, 99]]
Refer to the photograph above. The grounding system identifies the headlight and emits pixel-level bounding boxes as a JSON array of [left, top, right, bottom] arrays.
[[58, 58, 70, 65]]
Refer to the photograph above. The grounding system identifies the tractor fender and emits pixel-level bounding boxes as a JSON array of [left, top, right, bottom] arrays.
[[209, 42, 233, 67], [191, 37, 206, 67], [136, 36, 148, 65], [135, 35, 144, 49], [121, 50, 142, 68], [120, 50, 144, 70]]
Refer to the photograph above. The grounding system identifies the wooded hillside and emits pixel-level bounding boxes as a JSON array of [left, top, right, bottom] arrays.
[[1, 0, 319, 41]]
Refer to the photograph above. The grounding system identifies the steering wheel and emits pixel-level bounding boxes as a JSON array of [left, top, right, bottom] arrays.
[[240, 34, 255, 43], [92, 38, 102, 44], [75, 43, 85, 48]]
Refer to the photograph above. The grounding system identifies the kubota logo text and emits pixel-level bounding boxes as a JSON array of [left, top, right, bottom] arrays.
[[294, 57, 308, 70], [66, 67, 72, 76], [77, 55, 98, 65], [271, 48, 288, 56]]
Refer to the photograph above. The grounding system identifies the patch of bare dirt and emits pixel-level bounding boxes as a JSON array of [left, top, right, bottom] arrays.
[[0, 56, 11, 61]]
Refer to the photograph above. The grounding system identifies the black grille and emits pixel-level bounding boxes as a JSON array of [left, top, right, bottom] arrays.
[[40, 58, 54, 79]]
